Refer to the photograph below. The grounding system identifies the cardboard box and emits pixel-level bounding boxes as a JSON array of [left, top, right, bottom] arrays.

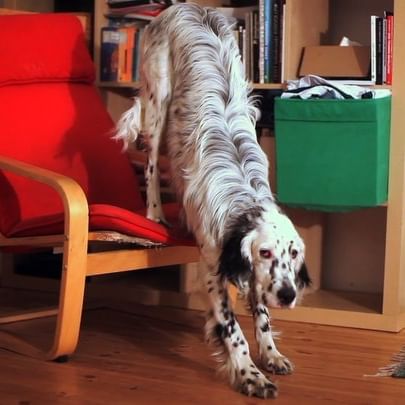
[[299, 45, 370, 78], [274, 96, 391, 211]]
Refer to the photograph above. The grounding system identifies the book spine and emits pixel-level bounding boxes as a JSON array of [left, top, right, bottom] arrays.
[[126, 26, 136, 82], [238, 24, 244, 68], [386, 13, 394, 85], [375, 16, 383, 85], [118, 27, 128, 82], [271, 0, 282, 83], [370, 15, 377, 84], [280, 1, 286, 83], [100, 27, 120, 82], [382, 17, 387, 84], [132, 27, 139, 82], [245, 11, 252, 81], [242, 27, 248, 79], [252, 9, 260, 83], [135, 27, 145, 81], [263, 0, 272, 83], [259, 0, 265, 84]]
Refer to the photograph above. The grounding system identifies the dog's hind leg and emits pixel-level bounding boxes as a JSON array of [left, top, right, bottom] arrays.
[[249, 287, 293, 375], [140, 42, 171, 225], [201, 260, 278, 399]]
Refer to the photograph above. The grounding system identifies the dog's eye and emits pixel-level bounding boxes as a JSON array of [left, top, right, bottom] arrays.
[[260, 249, 272, 259], [291, 249, 298, 259]]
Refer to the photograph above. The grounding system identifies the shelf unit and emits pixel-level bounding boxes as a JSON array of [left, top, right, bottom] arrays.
[[96, 80, 285, 90], [93, 0, 405, 332]]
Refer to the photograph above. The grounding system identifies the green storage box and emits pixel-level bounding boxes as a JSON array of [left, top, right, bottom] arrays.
[[274, 96, 391, 211]]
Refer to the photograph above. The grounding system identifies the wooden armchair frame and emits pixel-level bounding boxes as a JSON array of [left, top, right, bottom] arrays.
[[0, 155, 200, 361]]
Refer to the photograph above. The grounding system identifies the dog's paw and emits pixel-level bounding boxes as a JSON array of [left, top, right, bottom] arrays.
[[261, 353, 294, 375], [235, 366, 278, 398]]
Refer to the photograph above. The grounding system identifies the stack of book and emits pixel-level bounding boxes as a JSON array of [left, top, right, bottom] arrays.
[[100, 0, 284, 84], [100, 0, 175, 82], [371, 11, 394, 85], [216, 0, 284, 84]]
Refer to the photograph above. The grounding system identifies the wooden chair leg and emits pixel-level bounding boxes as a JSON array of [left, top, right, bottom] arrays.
[[228, 283, 238, 307], [46, 239, 88, 361]]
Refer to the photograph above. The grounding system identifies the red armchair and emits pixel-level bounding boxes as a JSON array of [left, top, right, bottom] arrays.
[[0, 13, 199, 361]]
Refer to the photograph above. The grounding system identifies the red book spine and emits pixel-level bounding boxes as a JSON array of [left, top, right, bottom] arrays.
[[386, 14, 394, 85]]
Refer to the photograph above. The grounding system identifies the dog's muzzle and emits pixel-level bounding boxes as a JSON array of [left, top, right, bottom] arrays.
[[277, 285, 296, 307]]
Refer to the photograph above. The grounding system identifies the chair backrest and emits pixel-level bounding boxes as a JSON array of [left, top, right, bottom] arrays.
[[0, 14, 144, 236]]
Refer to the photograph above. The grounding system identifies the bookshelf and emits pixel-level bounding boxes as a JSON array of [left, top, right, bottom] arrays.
[[93, 0, 405, 332]]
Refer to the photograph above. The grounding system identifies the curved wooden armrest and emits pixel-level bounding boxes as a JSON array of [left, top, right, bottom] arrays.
[[0, 155, 89, 242], [0, 155, 90, 360]]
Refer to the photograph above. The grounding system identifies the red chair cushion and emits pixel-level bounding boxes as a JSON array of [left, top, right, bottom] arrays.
[[0, 14, 193, 247], [0, 82, 145, 235], [0, 14, 94, 87], [7, 203, 194, 246]]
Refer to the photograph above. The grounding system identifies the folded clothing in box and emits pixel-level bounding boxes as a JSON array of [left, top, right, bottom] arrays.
[[274, 96, 391, 211]]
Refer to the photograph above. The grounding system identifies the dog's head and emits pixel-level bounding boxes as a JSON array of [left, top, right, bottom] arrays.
[[219, 205, 310, 309]]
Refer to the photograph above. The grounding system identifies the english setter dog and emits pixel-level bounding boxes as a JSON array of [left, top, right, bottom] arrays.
[[116, 3, 310, 398]]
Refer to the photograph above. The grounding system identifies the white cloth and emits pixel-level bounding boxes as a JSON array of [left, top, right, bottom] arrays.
[[282, 75, 391, 100]]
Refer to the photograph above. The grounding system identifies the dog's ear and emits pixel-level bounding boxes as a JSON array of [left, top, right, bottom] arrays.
[[219, 208, 263, 288], [296, 261, 312, 289], [218, 230, 254, 288]]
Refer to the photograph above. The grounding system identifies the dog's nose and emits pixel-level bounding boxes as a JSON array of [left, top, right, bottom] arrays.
[[277, 286, 296, 306]]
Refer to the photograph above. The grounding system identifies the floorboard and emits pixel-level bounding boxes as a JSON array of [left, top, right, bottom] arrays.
[[1, 297, 405, 404]]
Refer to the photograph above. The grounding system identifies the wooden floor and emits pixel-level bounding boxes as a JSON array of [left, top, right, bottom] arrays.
[[1, 296, 405, 404]]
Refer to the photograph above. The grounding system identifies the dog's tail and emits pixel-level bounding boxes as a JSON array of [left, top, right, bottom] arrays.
[[113, 97, 142, 150]]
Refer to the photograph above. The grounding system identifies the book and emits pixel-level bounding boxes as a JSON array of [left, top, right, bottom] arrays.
[[263, 0, 272, 83], [280, 1, 286, 83], [107, 1, 173, 7], [271, 0, 283, 83], [375, 16, 383, 85], [100, 27, 120, 81], [252, 9, 260, 83], [118, 26, 136, 82], [370, 15, 377, 84], [245, 10, 253, 80], [105, 3, 166, 19], [259, 0, 265, 83], [132, 27, 144, 82], [385, 11, 394, 85]]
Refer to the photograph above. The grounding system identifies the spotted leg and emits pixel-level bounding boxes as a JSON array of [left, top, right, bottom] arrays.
[[250, 285, 293, 375], [201, 261, 278, 398], [141, 45, 171, 225]]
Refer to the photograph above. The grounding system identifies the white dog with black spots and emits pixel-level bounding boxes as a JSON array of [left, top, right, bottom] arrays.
[[116, 3, 311, 398]]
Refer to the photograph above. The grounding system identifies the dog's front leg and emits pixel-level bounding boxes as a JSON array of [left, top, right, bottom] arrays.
[[201, 262, 278, 398], [249, 286, 293, 375]]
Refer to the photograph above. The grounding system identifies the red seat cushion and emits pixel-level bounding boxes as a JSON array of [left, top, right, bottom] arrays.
[[7, 203, 194, 246]]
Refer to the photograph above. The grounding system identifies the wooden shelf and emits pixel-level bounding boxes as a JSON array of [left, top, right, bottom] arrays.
[[85, 281, 405, 332], [298, 289, 382, 313], [88, 0, 405, 333], [97, 81, 140, 88], [97, 81, 284, 90], [270, 289, 405, 332]]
